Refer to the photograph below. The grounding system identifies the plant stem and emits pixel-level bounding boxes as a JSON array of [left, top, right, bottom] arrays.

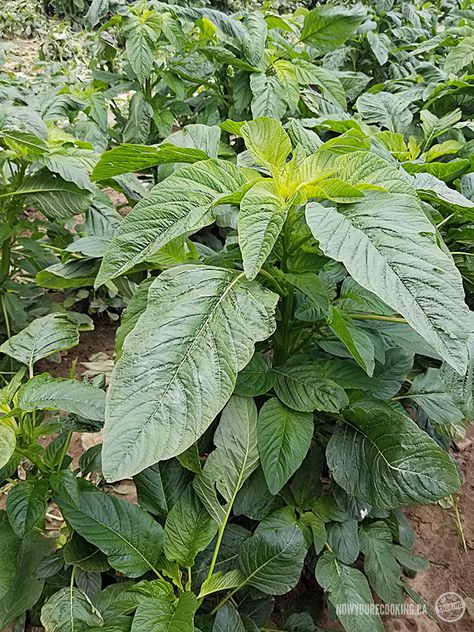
[[57, 429, 73, 472], [1, 294, 11, 339], [258, 268, 286, 297]]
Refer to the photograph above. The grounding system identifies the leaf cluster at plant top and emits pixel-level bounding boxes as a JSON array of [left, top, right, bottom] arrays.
[[0, 1, 473, 631]]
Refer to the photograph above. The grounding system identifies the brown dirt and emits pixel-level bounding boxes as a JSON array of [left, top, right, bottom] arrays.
[[37, 315, 118, 379]]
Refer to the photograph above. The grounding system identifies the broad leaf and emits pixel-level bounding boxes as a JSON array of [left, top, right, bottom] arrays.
[[326, 519, 359, 564], [91, 143, 210, 181], [0, 314, 80, 366], [250, 73, 287, 119], [301, 5, 366, 52], [238, 180, 287, 279], [360, 522, 403, 604], [125, 18, 158, 84], [0, 512, 20, 599], [237, 525, 306, 595], [234, 352, 275, 397], [134, 460, 192, 519], [103, 266, 277, 481], [242, 14, 267, 68], [327, 400, 461, 507], [356, 92, 413, 133], [0, 420, 16, 469], [407, 368, 465, 425], [316, 551, 384, 632], [96, 160, 251, 286], [57, 492, 164, 577], [6, 479, 49, 537], [15, 170, 92, 219], [194, 395, 260, 525], [213, 603, 246, 632], [18, 373, 105, 421], [328, 306, 375, 376], [306, 192, 471, 373], [131, 592, 197, 632], [41, 587, 103, 632], [0, 528, 52, 630], [273, 362, 349, 412], [164, 485, 218, 567], [257, 398, 313, 494], [241, 117, 292, 169]]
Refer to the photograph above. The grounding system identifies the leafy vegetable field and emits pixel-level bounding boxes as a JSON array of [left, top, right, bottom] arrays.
[[0, 0, 473, 630]]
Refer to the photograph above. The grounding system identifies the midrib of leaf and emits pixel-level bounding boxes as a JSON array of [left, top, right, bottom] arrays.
[[70, 584, 75, 632], [206, 411, 253, 580], [112, 271, 246, 473], [0, 187, 83, 198]]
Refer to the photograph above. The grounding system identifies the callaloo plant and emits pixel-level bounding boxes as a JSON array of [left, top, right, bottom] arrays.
[[0, 117, 471, 631]]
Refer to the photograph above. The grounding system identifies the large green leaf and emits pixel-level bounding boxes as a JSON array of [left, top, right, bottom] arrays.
[[0, 512, 20, 599], [91, 144, 210, 181], [41, 587, 103, 632], [134, 460, 192, 519], [96, 160, 251, 287], [194, 395, 260, 525], [316, 552, 384, 632], [273, 362, 349, 412], [6, 479, 49, 537], [0, 528, 52, 630], [257, 398, 313, 494], [131, 592, 197, 632], [164, 486, 218, 567], [406, 368, 465, 425], [238, 180, 287, 279], [356, 92, 413, 133], [18, 373, 105, 421], [241, 117, 292, 169], [237, 525, 306, 595], [326, 519, 359, 565], [242, 14, 267, 68], [306, 191, 471, 374], [301, 4, 366, 52], [123, 92, 152, 144], [359, 522, 403, 604], [213, 604, 246, 632], [444, 36, 474, 74], [57, 492, 164, 577], [249, 73, 287, 119], [103, 266, 277, 481], [15, 170, 92, 219], [0, 419, 16, 469], [326, 400, 461, 507], [328, 306, 375, 376], [0, 314, 80, 366], [125, 18, 158, 84]]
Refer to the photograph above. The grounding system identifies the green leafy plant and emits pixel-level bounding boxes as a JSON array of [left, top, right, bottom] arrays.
[[0, 116, 468, 631], [0, 0, 473, 629]]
